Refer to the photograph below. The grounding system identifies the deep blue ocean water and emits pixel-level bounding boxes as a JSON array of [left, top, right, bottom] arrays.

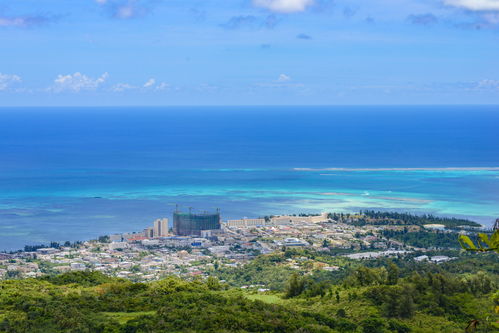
[[0, 106, 498, 251]]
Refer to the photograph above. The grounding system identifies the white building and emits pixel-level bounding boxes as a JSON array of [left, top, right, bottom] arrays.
[[225, 218, 266, 228], [153, 218, 169, 237], [70, 262, 86, 270], [110, 234, 123, 242], [109, 242, 129, 250], [36, 248, 59, 255], [143, 227, 154, 238], [142, 239, 160, 247]]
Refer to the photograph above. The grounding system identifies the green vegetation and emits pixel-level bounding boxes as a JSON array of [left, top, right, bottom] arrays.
[[382, 230, 461, 249], [343, 211, 482, 228], [0, 249, 497, 333], [213, 253, 296, 290], [459, 230, 499, 253]]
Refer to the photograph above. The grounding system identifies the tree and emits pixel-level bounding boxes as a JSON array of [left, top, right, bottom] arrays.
[[206, 276, 222, 290], [360, 317, 385, 333], [387, 263, 399, 285], [459, 230, 499, 253], [398, 291, 415, 318], [284, 273, 305, 298], [5, 270, 20, 279]]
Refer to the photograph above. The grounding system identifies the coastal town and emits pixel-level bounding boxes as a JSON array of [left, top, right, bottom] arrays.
[[1, 210, 484, 283]]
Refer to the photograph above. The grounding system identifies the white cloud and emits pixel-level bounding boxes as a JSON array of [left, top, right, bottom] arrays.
[[143, 78, 156, 88], [111, 83, 135, 92], [0, 73, 21, 90], [52, 72, 109, 92], [115, 5, 136, 19], [256, 74, 304, 89], [253, 0, 314, 13], [0, 15, 53, 27], [476, 79, 499, 89], [111, 79, 170, 92], [277, 74, 291, 82], [95, 0, 146, 19], [0, 17, 29, 27], [155, 82, 170, 91], [444, 0, 499, 11]]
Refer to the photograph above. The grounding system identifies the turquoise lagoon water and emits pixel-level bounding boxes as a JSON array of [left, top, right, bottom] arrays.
[[0, 106, 498, 250]]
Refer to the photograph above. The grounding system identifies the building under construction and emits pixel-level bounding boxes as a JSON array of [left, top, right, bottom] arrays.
[[173, 208, 221, 236]]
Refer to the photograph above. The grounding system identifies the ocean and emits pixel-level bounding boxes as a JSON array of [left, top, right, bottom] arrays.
[[0, 106, 498, 251]]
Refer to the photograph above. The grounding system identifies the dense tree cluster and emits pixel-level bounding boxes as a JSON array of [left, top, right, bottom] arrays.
[[0, 251, 497, 332], [358, 211, 481, 228], [381, 230, 461, 249]]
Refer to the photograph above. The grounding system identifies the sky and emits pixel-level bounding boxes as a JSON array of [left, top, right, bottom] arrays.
[[1, 0, 499, 105]]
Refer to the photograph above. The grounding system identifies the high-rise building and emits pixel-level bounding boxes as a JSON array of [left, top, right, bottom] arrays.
[[153, 218, 169, 237], [143, 227, 154, 238], [173, 209, 221, 236]]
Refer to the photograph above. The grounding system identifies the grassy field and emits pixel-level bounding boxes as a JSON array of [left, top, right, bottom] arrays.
[[244, 293, 284, 304]]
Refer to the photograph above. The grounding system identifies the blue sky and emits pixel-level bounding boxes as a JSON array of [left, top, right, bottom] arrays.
[[1, 0, 499, 105]]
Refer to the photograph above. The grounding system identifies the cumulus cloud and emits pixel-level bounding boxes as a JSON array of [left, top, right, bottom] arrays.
[[444, 0, 499, 11], [256, 74, 304, 89], [114, 3, 143, 19], [111, 83, 135, 92], [97, 0, 149, 19], [0, 73, 21, 90], [52, 72, 109, 92], [111, 79, 169, 92], [277, 74, 291, 82], [155, 82, 170, 91], [253, 0, 315, 13], [143, 78, 156, 88], [476, 79, 499, 89], [407, 13, 438, 26]]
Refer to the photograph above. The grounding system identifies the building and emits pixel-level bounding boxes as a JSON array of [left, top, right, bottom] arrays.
[[36, 248, 59, 255], [108, 242, 129, 250], [275, 237, 309, 247], [143, 227, 154, 238], [224, 213, 328, 229], [109, 234, 123, 242], [153, 218, 169, 237], [173, 210, 221, 236], [270, 213, 329, 224], [161, 236, 193, 247], [225, 218, 266, 228], [70, 262, 86, 270]]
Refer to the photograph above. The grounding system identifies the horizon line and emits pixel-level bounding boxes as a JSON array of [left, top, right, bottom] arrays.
[[1, 104, 499, 108], [294, 167, 499, 171]]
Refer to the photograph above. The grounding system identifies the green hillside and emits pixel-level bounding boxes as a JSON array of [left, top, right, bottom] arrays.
[[0, 251, 497, 333]]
